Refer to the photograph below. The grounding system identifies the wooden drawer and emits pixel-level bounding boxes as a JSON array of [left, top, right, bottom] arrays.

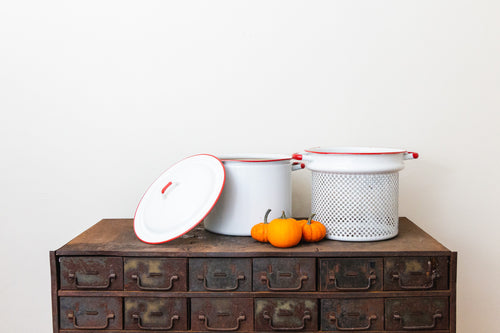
[[319, 258, 383, 292], [191, 298, 253, 331], [59, 296, 122, 330], [59, 257, 123, 290], [321, 298, 384, 331], [124, 297, 188, 330], [189, 258, 252, 291], [255, 298, 318, 331], [385, 297, 449, 330], [384, 256, 449, 291], [124, 258, 187, 291], [253, 258, 316, 292]]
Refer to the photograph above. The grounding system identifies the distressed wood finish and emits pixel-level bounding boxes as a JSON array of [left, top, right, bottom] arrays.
[[321, 298, 384, 331], [51, 217, 457, 332], [384, 256, 449, 291], [191, 298, 254, 331], [124, 258, 187, 292], [253, 257, 316, 292], [59, 257, 123, 290], [189, 258, 252, 292], [55, 217, 450, 257], [255, 298, 318, 331], [59, 296, 122, 330], [124, 297, 188, 330], [385, 297, 449, 331], [319, 258, 383, 292]]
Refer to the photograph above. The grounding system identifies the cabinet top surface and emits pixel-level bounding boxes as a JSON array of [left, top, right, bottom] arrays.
[[55, 217, 451, 257]]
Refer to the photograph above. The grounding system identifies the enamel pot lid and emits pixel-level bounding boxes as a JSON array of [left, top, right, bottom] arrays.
[[134, 154, 225, 244]]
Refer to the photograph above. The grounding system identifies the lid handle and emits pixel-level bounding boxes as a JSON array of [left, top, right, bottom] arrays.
[[161, 182, 173, 195]]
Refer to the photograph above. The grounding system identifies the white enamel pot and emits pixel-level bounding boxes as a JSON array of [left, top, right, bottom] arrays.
[[292, 147, 419, 174], [204, 154, 304, 236], [292, 147, 419, 241]]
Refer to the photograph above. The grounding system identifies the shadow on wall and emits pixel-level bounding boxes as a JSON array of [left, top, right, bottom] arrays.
[[292, 169, 312, 218], [399, 156, 457, 228]]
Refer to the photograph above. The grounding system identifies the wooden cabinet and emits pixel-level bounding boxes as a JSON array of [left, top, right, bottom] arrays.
[[50, 217, 457, 332]]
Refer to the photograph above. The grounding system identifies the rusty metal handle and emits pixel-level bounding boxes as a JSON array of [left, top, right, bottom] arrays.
[[198, 273, 245, 291], [392, 261, 440, 290], [131, 274, 178, 291], [261, 273, 308, 291], [133, 313, 179, 330], [329, 314, 377, 331], [329, 271, 377, 291], [393, 311, 442, 330], [263, 310, 311, 331], [198, 313, 245, 331], [68, 272, 116, 289], [67, 311, 114, 329]]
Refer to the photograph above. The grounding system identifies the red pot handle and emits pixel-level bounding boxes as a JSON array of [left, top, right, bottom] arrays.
[[404, 152, 419, 160]]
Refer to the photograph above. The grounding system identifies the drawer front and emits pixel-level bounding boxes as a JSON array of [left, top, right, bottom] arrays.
[[59, 297, 122, 330], [255, 298, 318, 331], [321, 298, 383, 331], [385, 297, 449, 330], [189, 258, 251, 292], [124, 258, 187, 291], [319, 258, 383, 292], [384, 256, 449, 291], [59, 257, 123, 290], [124, 297, 188, 330], [253, 258, 316, 292], [191, 298, 253, 331]]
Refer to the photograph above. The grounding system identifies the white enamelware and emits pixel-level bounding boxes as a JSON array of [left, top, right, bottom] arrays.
[[292, 147, 419, 174], [292, 147, 419, 242], [134, 154, 225, 244], [203, 154, 304, 236]]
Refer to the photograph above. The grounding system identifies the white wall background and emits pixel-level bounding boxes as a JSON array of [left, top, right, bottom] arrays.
[[1, 1, 499, 332]]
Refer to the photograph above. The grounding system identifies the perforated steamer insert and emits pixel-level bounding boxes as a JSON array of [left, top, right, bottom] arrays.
[[293, 147, 418, 241]]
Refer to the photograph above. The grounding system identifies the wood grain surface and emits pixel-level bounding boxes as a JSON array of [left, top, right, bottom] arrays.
[[56, 217, 450, 257]]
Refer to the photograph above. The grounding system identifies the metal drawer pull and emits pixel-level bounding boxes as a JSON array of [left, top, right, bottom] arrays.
[[329, 271, 377, 291], [392, 261, 440, 290], [393, 311, 442, 330], [198, 273, 246, 291], [131, 274, 178, 291], [263, 310, 311, 331], [68, 273, 116, 289], [329, 314, 377, 331], [67, 311, 114, 329], [261, 273, 308, 291], [198, 313, 245, 331], [132, 313, 179, 330]]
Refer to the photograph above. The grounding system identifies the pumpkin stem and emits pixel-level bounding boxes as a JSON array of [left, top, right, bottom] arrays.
[[307, 213, 316, 225], [264, 209, 272, 224], [280, 211, 287, 219]]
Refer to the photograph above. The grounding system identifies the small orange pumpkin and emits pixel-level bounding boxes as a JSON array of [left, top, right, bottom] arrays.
[[301, 213, 326, 242], [251, 209, 272, 242], [267, 211, 302, 248], [297, 218, 308, 229]]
